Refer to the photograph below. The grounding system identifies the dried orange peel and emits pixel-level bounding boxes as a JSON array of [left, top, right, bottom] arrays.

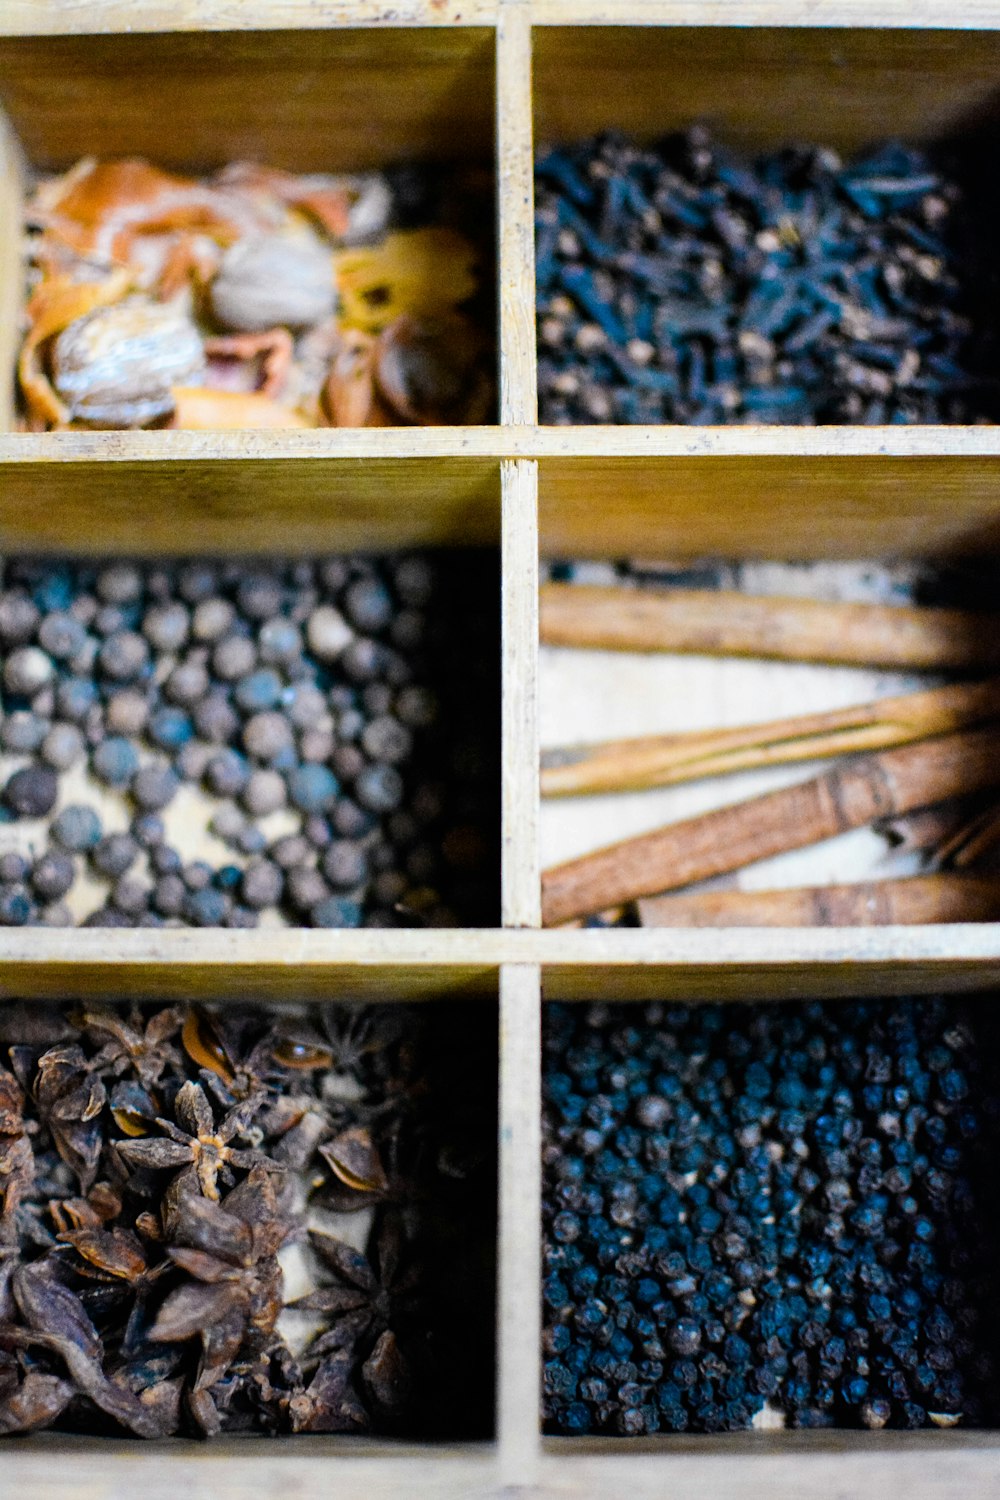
[[18, 269, 132, 426], [203, 329, 294, 399], [334, 227, 479, 334], [170, 386, 313, 429]]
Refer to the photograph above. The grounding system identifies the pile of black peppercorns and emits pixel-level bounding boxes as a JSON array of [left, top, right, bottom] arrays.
[[0, 553, 498, 928], [536, 128, 999, 424], [542, 997, 1000, 1434]]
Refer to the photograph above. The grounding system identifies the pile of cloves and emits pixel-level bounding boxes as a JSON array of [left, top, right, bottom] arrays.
[[537, 128, 998, 424], [0, 997, 496, 1439], [21, 157, 493, 430], [0, 553, 498, 928]]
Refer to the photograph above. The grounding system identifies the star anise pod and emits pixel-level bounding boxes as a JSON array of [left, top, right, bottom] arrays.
[[0, 1068, 35, 1232], [287, 1347, 369, 1434], [181, 1008, 288, 1109], [73, 1005, 184, 1087], [0, 1364, 74, 1434], [32, 1046, 106, 1192], [0, 1259, 169, 1436], [150, 1167, 287, 1394], [293, 1210, 421, 1356], [58, 1223, 169, 1352], [116, 1081, 271, 1201]]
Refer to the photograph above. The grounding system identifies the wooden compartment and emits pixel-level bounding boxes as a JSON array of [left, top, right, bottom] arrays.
[[532, 25, 1000, 427], [1, 3, 1000, 1497], [0, 25, 498, 432], [537, 978, 1000, 1451], [536, 479, 1000, 932]]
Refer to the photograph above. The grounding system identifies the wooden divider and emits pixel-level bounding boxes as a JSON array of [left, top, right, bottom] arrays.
[[498, 963, 543, 1479], [2, 2, 1000, 1494]]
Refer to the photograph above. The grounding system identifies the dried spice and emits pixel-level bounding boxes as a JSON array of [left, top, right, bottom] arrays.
[[542, 996, 1000, 1434], [0, 997, 496, 1439], [0, 553, 499, 929], [536, 129, 998, 424], [20, 157, 493, 430]]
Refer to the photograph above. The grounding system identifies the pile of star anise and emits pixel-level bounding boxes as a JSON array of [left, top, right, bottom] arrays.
[[0, 998, 496, 1439]]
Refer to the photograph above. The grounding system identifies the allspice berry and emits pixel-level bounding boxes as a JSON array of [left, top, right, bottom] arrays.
[[30, 851, 75, 902], [132, 764, 180, 811], [143, 601, 190, 652], [40, 723, 85, 771], [5, 645, 54, 696], [306, 606, 353, 661], [213, 635, 257, 681], [0, 592, 40, 645], [241, 769, 286, 816], [106, 690, 150, 736], [243, 712, 294, 762], [98, 631, 149, 682], [241, 858, 284, 910], [96, 563, 143, 604], [192, 597, 235, 642], [4, 766, 59, 818]]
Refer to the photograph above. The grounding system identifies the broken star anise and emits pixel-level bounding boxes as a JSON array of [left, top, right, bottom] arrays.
[[293, 1210, 421, 1359], [32, 1046, 106, 1193], [74, 1005, 183, 1088], [0, 1068, 35, 1230], [150, 1167, 287, 1399]]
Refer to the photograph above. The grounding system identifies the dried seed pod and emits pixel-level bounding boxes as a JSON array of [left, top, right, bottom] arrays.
[[51, 296, 205, 427], [210, 233, 335, 333], [375, 314, 492, 425], [320, 1125, 389, 1194]]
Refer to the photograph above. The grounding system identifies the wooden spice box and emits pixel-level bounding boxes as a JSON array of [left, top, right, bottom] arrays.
[[3, 2, 1000, 1495]]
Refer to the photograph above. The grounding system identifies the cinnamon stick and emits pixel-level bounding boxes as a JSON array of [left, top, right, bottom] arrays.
[[541, 727, 1000, 927], [874, 795, 993, 856], [540, 582, 1000, 670], [637, 873, 1000, 928], [541, 677, 1000, 798]]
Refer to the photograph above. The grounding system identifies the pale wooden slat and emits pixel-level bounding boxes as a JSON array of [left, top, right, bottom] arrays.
[[502, 459, 541, 925], [0, 447, 501, 554], [0, 28, 495, 173], [536, 449, 1000, 560], [0, 107, 25, 434], [533, 24, 1000, 154], [496, 0, 538, 426], [3, 926, 1000, 1002], [535, 1435, 1000, 1496], [0, 0, 497, 31], [532, 0, 1000, 21], [497, 963, 542, 1482], [2, 1430, 999, 1500], [12, 0, 1000, 35], [0, 1439, 503, 1498]]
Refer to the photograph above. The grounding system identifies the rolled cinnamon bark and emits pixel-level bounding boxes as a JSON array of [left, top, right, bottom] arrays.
[[540, 582, 1000, 670], [541, 677, 1000, 798], [541, 727, 1000, 927], [637, 873, 1000, 928]]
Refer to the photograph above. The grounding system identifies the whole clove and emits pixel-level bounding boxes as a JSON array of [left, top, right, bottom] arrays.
[[536, 129, 998, 425]]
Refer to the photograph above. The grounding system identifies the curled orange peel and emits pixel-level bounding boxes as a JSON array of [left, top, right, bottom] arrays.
[[334, 227, 478, 334], [18, 269, 132, 426]]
